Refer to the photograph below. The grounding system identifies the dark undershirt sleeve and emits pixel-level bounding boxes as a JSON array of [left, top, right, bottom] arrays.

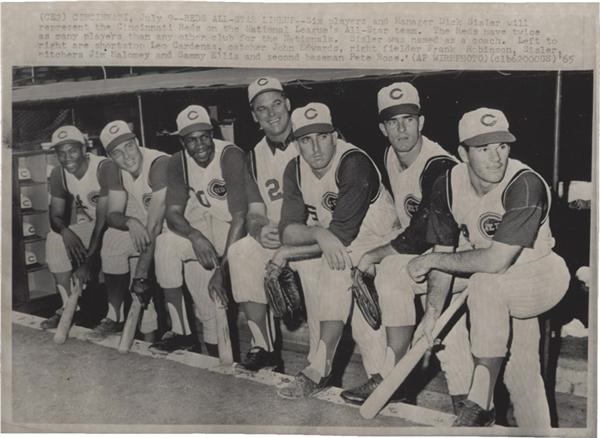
[[148, 156, 169, 192], [493, 171, 548, 248], [245, 154, 264, 204], [391, 156, 457, 254], [96, 160, 112, 197], [328, 152, 380, 246], [165, 152, 189, 208], [425, 172, 460, 247], [278, 158, 308, 239], [48, 166, 68, 199], [103, 160, 125, 192], [221, 146, 249, 215]]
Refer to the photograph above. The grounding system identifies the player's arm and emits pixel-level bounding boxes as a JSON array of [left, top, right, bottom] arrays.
[[48, 167, 87, 266], [133, 156, 169, 279]]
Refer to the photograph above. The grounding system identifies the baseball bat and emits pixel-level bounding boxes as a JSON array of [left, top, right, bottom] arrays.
[[118, 294, 143, 354], [53, 279, 83, 344], [360, 291, 469, 419], [215, 301, 233, 365]]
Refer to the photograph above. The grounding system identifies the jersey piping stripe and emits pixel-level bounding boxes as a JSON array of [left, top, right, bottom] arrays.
[[295, 156, 302, 189], [249, 149, 258, 181]]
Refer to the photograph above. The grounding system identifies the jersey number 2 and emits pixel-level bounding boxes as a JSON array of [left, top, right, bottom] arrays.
[[265, 179, 283, 201]]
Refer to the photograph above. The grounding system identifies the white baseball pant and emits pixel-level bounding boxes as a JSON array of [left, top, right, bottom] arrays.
[[46, 222, 94, 273]]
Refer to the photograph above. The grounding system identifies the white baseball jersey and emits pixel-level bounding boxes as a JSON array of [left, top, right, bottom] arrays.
[[297, 139, 397, 240], [385, 136, 456, 229], [180, 139, 240, 224], [61, 154, 108, 223], [249, 136, 298, 223], [121, 147, 168, 224], [450, 158, 554, 263]]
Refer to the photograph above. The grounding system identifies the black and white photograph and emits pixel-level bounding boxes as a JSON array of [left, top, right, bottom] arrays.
[[1, 3, 597, 437]]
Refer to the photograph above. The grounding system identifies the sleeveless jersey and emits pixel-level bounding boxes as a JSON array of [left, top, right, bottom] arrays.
[[297, 139, 398, 242], [450, 158, 555, 263], [179, 139, 241, 223], [385, 136, 456, 229], [121, 147, 168, 224], [250, 137, 299, 223], [62, 154, 108, 223]]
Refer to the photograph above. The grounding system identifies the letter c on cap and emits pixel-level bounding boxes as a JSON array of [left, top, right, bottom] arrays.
[[304, 108, 318, 120], [109, 125, 120, 134], [389, 88, 404, 100], [58, 130, 68, 139], [188, 110, 199, 120], [257, 77, 269, 86], [480, 114, 497, 127]]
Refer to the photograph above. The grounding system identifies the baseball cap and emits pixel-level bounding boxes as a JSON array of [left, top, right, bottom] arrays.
[[176, 105, 212, 137], [459, 108, 516, 147], [377, 82, 420, 120], [248, 76, 284, 104], [50, 125, 85, 149], [23, 222, 36, 237], [25, 251, 38, 266], [100, 120, 136, 153], [291, 103, 334, 138]]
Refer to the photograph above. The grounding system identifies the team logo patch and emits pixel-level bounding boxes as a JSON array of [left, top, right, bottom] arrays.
[[188, 110, 199, 120], [478, 213, 502, 238], [480, 114, 497, 127], [142, 192, 153, 209], [87, 190, 100, 206], [389, 87, 404, 100], [109, 125, 120, 134], [403, 194, 421, 217], [208, 179, 227, 200], [257, 77, 269, 86], [304, 108, 318, 120], [57, 130, 68, 139], [321, 191, 338, 212]]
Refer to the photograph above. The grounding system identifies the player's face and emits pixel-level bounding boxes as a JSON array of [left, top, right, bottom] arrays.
[[110, 138, 143, 177], [55, 142, 86, 175], [181, 129, 215, 167], [251, 91, 291, 139], [461, 142, 511, 187], [380, 114, 424, 153], [297, 131, 337, 172]]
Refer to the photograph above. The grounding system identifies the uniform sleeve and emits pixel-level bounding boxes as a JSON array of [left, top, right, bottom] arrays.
[[390, 156, 457, 254], [101, 160, 125, 192], [96, 159, 112, 197], [148, 155, 169, 192], [425, 172, 460, 247], [493, 171, 548, 248], [221, 146, 248, 215], [328, 152, 380, 246], [278, 158, 308, 238], [165, 153, 190, 208], [245, 154, 264, 204], [48, 166, 68, 199]]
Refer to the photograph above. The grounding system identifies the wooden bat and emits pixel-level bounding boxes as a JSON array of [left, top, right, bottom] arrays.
[[53, 278, 83, 344], [215, 301, 233, 365], [360, 291, 469, 419], [118, 294, 143, 354]]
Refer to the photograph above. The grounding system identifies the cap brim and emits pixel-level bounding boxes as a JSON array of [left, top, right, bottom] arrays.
[[379, 103, 420, 121], [249, 87, 284, 105], [105, 132, 136, 153], [50, 139, 84, 149], [293, 123, 334, 139], [178, 123, 213, 137], [463, 131, 516, 147]]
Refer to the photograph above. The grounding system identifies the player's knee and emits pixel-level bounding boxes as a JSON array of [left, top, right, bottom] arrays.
[[466, 273, 503, 309]]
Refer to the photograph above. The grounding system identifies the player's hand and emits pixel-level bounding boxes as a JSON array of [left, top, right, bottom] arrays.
[[315, 228, 352, 271], [208, 267, 228, 307], [270, 246, 289, 268], [61, 228, 87, 267], [189, 230, 219, 270], [412, 309, 437, 347], [72, 262, 92, 285], [407, 254, 432, 283], [258, 223, 281, 249], [126, 217, 151, 253], [357, 251, 377, 276]]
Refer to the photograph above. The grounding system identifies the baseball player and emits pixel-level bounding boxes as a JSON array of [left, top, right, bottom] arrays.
[[228, 77, 303, 371], [407, 108, 570, 427], [42, 125, 109, 329], [152, 105, 247, 355], [273, 103, 399, 399], [88, 121, 169, 340], [340, 83, 473, 411]]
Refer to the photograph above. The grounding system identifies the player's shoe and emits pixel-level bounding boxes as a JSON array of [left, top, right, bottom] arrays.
[[88, 318, 124, 340], [236, 346, 280, 372], [451, 394, 468, 415], [452, 399, 496, 427], [277, 372, 331, 400], [148, 331, 197, 355], [40, 313, 61, 330], [340, 373, 415, 405]]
